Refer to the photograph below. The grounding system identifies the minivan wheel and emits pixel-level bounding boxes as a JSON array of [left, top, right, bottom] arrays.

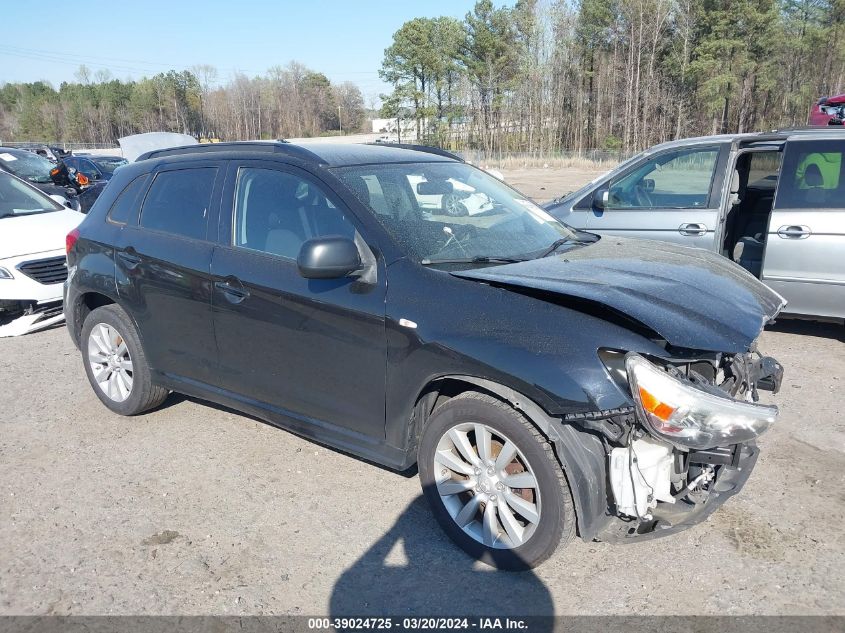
[[80, 305, 169, 415], [418, 392, 575, 570]]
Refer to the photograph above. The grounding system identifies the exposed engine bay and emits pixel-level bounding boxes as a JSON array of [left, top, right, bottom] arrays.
[[594, 346, 783, 538]]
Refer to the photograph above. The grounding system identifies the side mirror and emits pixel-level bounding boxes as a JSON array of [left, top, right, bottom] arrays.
[[593, 187, 609, 210], [48, 194, 72, 208], [297, 236, 362, 279], [417, 180, 453, 195]]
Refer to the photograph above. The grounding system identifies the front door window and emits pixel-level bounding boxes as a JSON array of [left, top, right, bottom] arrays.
[[607, 147, 720, 209], [233, 167, 356, 260]]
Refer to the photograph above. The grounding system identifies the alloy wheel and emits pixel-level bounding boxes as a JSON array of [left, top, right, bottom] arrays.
[[442, 193, 467, 216], [433, 422, 541, 549], [87, 323, 134, 402]]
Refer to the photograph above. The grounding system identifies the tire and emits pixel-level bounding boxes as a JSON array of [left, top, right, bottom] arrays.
[[80, 304, 169, 416], [441, 193, 469, 217], [418, 391, 575, 570]]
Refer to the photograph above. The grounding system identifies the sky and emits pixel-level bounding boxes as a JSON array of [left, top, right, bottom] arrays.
[[1, 0, 488, 103]]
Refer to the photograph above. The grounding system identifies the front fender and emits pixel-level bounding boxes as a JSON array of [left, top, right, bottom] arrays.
[[408, 374, 612, 541], [383, 259, 665, 448]]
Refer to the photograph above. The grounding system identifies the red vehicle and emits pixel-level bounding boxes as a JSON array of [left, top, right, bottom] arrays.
[[809, 94, 845, 125]]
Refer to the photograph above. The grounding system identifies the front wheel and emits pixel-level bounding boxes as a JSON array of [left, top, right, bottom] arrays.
[[418, 392, 575, 570], [441, 193, 468, 217]]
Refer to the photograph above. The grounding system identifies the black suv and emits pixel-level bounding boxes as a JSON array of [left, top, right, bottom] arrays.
[[64, 142, 785, 569]]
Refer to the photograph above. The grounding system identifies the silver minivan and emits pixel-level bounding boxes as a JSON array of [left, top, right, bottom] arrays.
[[545, 129, 845, 320]]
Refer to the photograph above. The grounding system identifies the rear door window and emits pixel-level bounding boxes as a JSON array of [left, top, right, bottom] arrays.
[[140, 168, 217, 240], [775, 139, 845, 209], [78, 159, 100, 178]]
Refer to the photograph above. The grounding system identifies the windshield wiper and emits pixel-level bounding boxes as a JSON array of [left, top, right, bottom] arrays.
[[0, 209, 50, 219], [537, 238, 579, 258], [536, 232, 598, 258], [421, 255, 525, 265]]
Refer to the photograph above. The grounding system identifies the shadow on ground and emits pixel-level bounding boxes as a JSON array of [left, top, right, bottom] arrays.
[[329, 495, 554, 622], [766, 318, 844, 341]]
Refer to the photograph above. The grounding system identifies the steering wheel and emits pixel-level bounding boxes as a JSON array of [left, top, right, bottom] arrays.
[[633, 184, 654, 207]]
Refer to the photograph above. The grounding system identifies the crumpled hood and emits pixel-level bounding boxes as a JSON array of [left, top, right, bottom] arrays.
[[0, 209, 84, 260], [451, 237, 786, 352]]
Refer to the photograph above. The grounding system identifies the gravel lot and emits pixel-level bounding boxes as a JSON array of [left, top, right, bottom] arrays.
[[0, 168, 843, 617]]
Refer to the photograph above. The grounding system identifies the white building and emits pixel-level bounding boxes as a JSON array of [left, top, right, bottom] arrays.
[[370, 118, 417, 140]]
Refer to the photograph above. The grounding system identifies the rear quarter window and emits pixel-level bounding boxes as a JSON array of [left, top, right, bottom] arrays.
[[775, 140, 845, 209], [140, 168, 217, 239], [107, 175, 148, 225]]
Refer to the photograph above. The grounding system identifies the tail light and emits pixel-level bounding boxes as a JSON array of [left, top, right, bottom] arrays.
[[66, 228, 80, 255]]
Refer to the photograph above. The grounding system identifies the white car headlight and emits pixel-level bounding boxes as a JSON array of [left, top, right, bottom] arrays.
[[626, 353, 777, 450], [0, 266, 13, 280]]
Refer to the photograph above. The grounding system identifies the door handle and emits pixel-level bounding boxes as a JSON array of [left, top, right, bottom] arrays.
[[678, 223, 707, 236], [214, 279, 250, 303], [776, 225, 811, 239], [117, 249, 141, 269]]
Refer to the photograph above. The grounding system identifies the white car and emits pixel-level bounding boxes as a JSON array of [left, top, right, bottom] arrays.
[[407, 174, 496, 217], [0, 171, 84, 336]]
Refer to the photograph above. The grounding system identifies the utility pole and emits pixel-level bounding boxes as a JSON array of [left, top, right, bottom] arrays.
[[338, 105, 343, 135]]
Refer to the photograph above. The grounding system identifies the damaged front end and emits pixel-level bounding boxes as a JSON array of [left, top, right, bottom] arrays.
[[0, 298, 65, 337], [589, 346, 783, 541]]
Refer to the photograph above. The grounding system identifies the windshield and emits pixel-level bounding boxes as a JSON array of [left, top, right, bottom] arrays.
[[0, 172, 63, 219], [333, 162, 578, 264], [92, 156, 128, 174], [0, 149, 55, 184]]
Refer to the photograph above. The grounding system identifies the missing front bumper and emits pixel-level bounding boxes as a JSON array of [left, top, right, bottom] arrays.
[[596, 442, 759, 542], [0, 300, 65, 337]]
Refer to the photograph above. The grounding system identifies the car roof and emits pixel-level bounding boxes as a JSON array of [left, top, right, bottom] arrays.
[[0, 147, 32, 156], [136, 141, 463, 167], [645, 127, 845, 153]]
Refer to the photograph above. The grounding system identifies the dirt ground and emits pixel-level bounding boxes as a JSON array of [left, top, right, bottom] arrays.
[[0, 167, 843, 617], [501, 166, 610, 203]]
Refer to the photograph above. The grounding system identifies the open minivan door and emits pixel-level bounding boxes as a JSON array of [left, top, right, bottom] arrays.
[[761, 133, 845, 319]]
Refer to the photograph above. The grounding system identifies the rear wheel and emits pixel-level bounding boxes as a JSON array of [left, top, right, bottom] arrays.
[[81, 305, 168, 415], [418, 392, 575, 570]]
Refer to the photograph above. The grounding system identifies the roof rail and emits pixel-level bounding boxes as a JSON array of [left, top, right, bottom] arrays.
[[367, 142, 465, 162], [137, 141, 322, 162], [769, 125, 845, 133]]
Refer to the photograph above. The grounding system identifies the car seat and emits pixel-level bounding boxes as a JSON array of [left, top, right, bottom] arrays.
[[802, 163, 827, 206], [346, 176, 371, 206], [730, 167, 777, 279], [733, 237, 763, 277], [732, 178, 768, 278], [244, 175, 309, 259]]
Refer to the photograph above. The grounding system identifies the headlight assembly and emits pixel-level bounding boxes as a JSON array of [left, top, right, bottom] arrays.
[[0, 266, 13, 280], [626, 353, 777, 450]]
